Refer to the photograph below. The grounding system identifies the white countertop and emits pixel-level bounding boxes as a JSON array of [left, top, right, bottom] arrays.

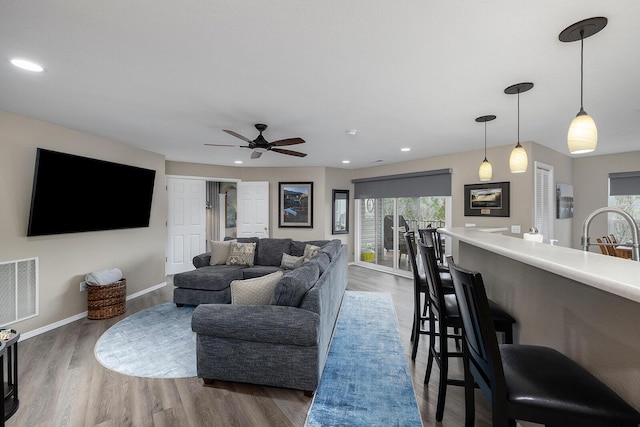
[[440, 227, 640, 304]]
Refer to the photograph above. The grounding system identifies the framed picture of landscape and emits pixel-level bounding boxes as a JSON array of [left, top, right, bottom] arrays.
[[464, 181, 510, 217], [279, 182, 313, 228]]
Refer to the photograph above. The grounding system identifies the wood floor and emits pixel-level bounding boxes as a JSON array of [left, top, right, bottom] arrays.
[[6, 265, 492, 427]]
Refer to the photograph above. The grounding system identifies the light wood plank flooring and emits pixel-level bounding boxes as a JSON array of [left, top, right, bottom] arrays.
[[6, 265, 491, 427]]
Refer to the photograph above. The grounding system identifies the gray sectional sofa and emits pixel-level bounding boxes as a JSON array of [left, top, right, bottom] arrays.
[[190, 238, 348, 394], [173, 237, 333, 306]]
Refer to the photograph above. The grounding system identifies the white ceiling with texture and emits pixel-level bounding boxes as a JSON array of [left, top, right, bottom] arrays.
[[1, 1, 639, 168]]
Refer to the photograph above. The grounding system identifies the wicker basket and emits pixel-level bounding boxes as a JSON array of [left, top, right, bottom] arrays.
[[87, 279, 126, 320]]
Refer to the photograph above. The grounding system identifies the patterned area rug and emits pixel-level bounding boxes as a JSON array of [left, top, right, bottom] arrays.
[[306, 291, 422, 427], [94, 302, 196, 378]]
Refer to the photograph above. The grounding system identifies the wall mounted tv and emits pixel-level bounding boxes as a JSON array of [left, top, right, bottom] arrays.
[[27, 148, 156, 236]]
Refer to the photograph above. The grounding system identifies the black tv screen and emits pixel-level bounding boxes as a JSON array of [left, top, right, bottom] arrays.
[[27, 148, 156, 236]]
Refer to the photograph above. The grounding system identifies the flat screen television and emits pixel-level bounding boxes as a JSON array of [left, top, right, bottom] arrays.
[[27, 148, 156, 236]]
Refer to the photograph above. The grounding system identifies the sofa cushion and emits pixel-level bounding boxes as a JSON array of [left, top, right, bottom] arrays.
[[256, 238, 293, 266], [209, 240, 235, 265], [241, 265, 284, 279], [231, 271, 284, 305], [319, 239, 342, 261], [281, 253, 305, 270], [174, 265, 245, 291], [227, 241, 257, 266], [271, 262, 320, 307], [290, 240, 330, 257], [309, 252, 331, 275]]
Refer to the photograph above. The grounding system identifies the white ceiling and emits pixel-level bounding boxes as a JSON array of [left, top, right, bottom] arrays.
[[2, 1, 639, 169]]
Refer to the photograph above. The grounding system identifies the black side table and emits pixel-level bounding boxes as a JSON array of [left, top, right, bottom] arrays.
[[1, 329, 19, 424]]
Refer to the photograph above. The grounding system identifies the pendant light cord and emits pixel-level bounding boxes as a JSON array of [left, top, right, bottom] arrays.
[[517, 90, 520, 144], [580, 30, 584, 111], [484, 122, 487, 159]]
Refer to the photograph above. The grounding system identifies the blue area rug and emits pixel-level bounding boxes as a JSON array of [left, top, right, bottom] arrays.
[[94, 302, 196, 378], [306, 291, 422, 427]]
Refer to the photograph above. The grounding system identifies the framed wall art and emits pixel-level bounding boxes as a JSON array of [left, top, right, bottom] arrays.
[[464, 181, 510, 217], [278, 182, 313, 228]]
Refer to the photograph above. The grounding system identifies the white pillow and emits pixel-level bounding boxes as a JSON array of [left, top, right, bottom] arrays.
[[209, 240, 235, 265], [303, 244, 321, 260], [226, 241, 257, 266], [230, 271, 284, 305], [281, 253, 305, 269]]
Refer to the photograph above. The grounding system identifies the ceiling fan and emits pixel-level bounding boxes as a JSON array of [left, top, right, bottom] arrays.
[[205, 124, 307, 159]]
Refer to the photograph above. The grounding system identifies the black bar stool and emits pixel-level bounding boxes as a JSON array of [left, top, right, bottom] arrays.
[[448, 258, 640, 427]]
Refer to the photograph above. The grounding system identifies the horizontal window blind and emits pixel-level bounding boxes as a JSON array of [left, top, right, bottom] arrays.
[[352, 169, 452, 199], [609, 171, 640, 195]]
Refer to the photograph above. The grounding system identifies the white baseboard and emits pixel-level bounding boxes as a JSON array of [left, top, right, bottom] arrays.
[[19, 282, 168, 341]]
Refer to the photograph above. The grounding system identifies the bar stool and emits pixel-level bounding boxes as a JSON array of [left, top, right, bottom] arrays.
[[404, 232, 455, 361], [448, 259, 640, 427], [418, 240, 515, 422]]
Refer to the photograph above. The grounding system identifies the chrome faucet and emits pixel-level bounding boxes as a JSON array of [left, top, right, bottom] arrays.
[[581, 207, 640, 261]]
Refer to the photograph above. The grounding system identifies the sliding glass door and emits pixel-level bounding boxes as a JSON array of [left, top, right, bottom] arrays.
[[356, 196, 447, 274]]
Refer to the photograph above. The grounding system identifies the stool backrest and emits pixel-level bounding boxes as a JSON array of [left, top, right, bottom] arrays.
[[416, 239, 446, 318], [418, 228, 445, 265], [446, 258, 507, 408]]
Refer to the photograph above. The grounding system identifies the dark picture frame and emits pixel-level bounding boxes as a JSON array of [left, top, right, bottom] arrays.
[[332, 189, 349, 234], [464, 181, 510, 217], [279, 182, 313, 228]]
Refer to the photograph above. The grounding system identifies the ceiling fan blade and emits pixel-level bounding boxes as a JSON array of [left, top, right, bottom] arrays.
[[251, 150, 262, 159], [204, 143, 246, 147], [271, 137, 305, 147], [223, 129, 253, 143], [271, 147, 307, 157]]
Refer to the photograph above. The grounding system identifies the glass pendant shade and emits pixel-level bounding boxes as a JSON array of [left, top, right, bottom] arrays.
[[509, 143, 528, 173], [479, 159, 492, 181], [568, 110, 597, 154]]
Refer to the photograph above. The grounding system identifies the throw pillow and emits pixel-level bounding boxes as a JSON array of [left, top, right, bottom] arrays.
[[209, 240, 235, 265], [271, 262, 320, 307], [226, 241, 257, 266], [230, 271, 284, 305], [303, 244, 321, 260], [281, 253, 305, 270]]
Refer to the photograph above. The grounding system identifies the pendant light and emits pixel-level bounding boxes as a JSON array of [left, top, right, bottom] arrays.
[[559, 17, 607, 154], [504, 82, 534, 173], [476, 115, 496, 181]]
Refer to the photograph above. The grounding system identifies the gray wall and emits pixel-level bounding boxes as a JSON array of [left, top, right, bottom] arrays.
[[573, 151, 640, 251], [1, 110, 166, 335]]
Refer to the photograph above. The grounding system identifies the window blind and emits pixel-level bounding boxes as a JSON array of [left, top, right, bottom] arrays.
[[609, 171, 640, 196], [352, 169, 452, 199]]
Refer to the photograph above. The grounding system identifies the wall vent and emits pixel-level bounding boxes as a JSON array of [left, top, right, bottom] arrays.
[[0, 257, 39, 327]]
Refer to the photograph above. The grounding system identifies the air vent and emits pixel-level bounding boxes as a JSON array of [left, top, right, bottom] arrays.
[[0, 258, 38, 326]]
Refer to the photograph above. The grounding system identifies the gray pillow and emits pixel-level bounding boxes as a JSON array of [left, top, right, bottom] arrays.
[[256, 238, 292, 266], [271, 262, 320, 307], [281, 253, 305, 269], [310, 252, 330, 275]]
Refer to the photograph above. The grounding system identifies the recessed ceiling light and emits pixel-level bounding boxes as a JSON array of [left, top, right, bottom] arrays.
[[234, 160, 243, 164], [346, 130, 358, 136], [10, 58, 44, 72], [342, 160, 350, 164], [401, 147, 411, 152]]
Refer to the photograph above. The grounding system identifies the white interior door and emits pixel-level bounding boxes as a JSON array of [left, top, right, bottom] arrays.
[[237, 181, 269, 238], [166, 177, 206, 274]]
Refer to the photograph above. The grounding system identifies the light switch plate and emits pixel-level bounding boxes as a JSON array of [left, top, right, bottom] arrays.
[[511, 225, 521, 234]]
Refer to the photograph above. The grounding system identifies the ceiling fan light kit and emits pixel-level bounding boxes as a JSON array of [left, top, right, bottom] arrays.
[[476, 115, 496, 182], [504, 82, 534, 174], [560, 17, 607, 155], [205, 123, 307, 159]]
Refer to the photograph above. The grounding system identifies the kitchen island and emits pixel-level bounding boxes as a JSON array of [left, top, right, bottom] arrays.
[[440, 227, 640, 411]]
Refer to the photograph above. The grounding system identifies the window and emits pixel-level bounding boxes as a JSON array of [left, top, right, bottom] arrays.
[[608, 172, 640, 243]]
